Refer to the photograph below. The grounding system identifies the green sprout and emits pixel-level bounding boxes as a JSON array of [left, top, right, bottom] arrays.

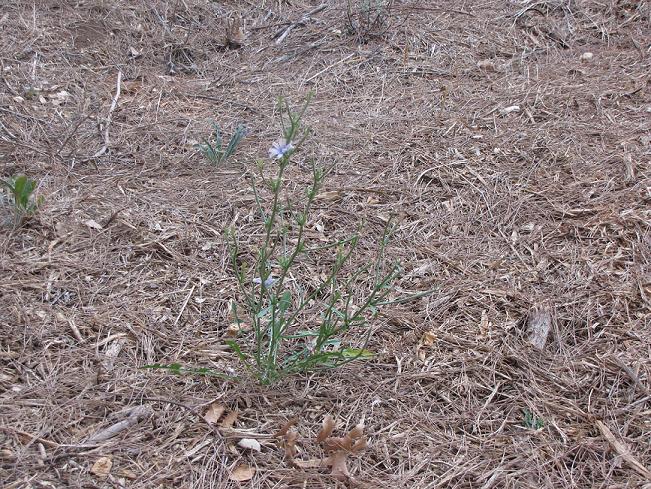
[[196, 122, 247, 165], [1, 174, 43, 225], [522, 409, 544, 430]]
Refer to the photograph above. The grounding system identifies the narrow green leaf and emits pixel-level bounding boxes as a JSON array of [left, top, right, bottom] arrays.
[[341, 348, 374, 359]]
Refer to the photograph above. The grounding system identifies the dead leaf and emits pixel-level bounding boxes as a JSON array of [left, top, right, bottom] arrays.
[[275, 417, 298, 437], [101, 339, 124, 371], [230, 464, 255, 482], [316, 191, 342, 202], [528, 307, 552, 351], [623, 153, 636, 182], [204, 402, 226, 424], [477, 59, 496, 71], [237, 438, 261, 452], [225, 322, 245, 338], [352, 438, 367, 453], [225, 14, 245, 48], [420, 331, 437, 347], [220, 410, 238, 429], [366, 195, 380, 205], [316, 415, 335, 443], [90, 456, 113, 479], [323, 436, 351, 452], [318, 419, 368, 481], [283, 430, 298, 459], [348, 423, 364, 441], [0, 448, 15, 460], [479, 310, 490, 338], [84, 219, 103, 230], [580, 52, 593, 62], [499, 105, 521, 115], [329, 451, 350, 481]]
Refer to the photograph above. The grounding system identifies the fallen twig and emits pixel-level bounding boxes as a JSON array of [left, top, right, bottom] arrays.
[[274, 4, 327, 44], [85, 405, 152, 444], [305, 53, 356, 83], [173, 284, 195, 327], [610, 356, 650, 396], [0, 426, 60, 448], [89, 70, 122, 160], [595, 420, 651, 480]]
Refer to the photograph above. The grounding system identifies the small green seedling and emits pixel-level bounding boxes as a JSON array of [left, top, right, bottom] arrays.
[[196, 122, 247, 165], [522, 409, 544, 430], [1, 174, 42, 224], [141, 363, 236, 380]]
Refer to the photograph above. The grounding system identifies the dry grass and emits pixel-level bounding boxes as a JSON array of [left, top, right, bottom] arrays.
[[1, 0, 650, 487]]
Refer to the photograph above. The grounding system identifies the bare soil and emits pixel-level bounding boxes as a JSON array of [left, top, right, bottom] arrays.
[[1, 1, 650, 487]]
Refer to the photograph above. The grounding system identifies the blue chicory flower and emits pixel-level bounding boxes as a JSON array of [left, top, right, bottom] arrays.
[[268, 139, 294, 160], [253, 276, 276, 288]]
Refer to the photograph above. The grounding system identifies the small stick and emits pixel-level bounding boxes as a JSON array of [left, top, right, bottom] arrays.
[[55, 114, 90, 158], [305, 53, 356, 83], [0, 426, 59, 448], [0, 118, 16, 139], [89, 70, 122, 159], [275, 4, 327, 44], [68, 318, 84, 343], [85, 405, 152, 444], [95, 332, 127, 349], [174, 285, 196, 326], [595, 420, 651, 479], [611, 356, 650, 395]]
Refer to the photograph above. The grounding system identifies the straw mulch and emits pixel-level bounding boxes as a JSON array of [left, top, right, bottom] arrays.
[[1, 1, 650, 487]]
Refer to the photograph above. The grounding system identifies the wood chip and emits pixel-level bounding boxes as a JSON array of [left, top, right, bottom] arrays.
[[90, 456, 112, 478], [527, 307, 552, 351]]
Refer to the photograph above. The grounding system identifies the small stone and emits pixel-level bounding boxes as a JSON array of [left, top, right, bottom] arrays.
[[499, 105, 521, 115], [237, 438, 261, 452], [580, 52, 593, 62], [477, 59, 496, 71]]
